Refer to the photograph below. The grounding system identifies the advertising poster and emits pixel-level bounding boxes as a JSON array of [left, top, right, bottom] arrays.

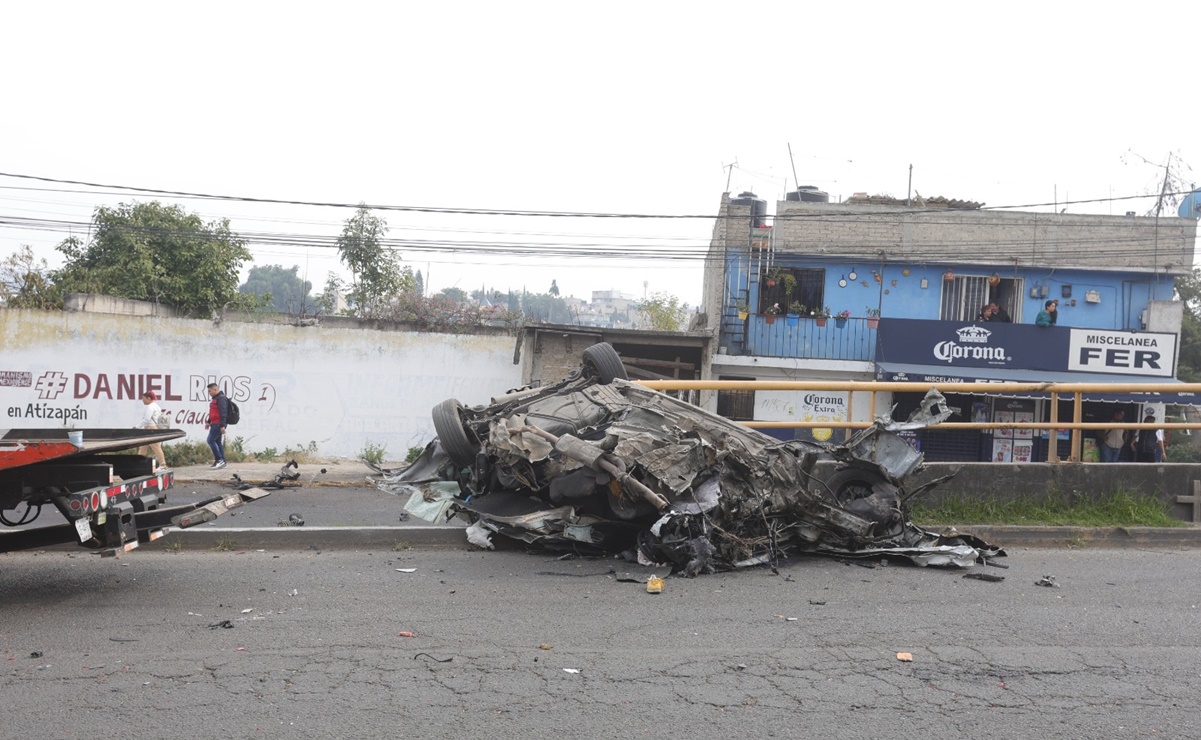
[[994, 411, 1014, 439], [1012, 440, 1033, 462], [1014, 411, 1034, 440], [992, 438, 1013, 462]]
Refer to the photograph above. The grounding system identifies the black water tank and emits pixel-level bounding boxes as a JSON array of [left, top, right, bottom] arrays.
[[786, 186, 829, 203], [730, 191, 767, 227]]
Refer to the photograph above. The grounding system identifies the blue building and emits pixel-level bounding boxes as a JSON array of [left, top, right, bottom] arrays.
[[701, 190, 1199, 462]]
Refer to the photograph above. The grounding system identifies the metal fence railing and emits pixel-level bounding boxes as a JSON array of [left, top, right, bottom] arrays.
[[636, 379, 1201, 464]]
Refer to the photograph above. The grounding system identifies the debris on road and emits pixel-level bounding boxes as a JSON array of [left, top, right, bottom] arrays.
[[396, 568, 416, 573], [207, 620, 234, 630], [398, 631, 414, 638], [374, 343, 1003, 577], [1035, 574, 1060, 588], [413, 652, 453, 663], [963, 572, 1006, 583], [896, 652, 914, 662], [646, 575, 664, 593], [229, 460, 305, 491]]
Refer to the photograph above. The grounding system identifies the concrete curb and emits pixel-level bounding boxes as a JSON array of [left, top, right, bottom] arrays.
[[144, 526, 470, 551], [135, 524, 1201, 552]]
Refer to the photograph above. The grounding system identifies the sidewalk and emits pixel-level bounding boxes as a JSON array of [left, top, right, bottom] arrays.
[[170, 459, 383, 486]]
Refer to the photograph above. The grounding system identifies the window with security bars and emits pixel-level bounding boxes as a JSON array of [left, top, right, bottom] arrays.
[[940, 275, 1023, 322], [716, 375, 755, 420], [758, 268, 824, 315], [892, 391, 985, 462]]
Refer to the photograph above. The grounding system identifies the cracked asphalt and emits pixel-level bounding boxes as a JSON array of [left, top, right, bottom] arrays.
[[2, 547, 1199, 739]]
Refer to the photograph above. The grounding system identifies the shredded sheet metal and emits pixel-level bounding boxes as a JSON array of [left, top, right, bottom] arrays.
[[374, 381, 1003, 575]]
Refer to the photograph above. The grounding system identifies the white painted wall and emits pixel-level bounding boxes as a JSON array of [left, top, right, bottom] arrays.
[[0, 309, 522, 458]]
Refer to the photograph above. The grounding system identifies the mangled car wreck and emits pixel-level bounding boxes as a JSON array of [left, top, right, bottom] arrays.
[[376, 343, 1001, 575]]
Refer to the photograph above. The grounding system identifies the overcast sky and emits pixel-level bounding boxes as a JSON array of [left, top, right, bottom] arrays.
[[2, 1, 1197, 309]]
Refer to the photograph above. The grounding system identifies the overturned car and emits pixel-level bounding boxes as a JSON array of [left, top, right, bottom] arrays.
[[376, 343, 1001, 574]]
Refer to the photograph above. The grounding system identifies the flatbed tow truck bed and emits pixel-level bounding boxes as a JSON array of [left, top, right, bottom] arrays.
[[0, 428, 270, 554]]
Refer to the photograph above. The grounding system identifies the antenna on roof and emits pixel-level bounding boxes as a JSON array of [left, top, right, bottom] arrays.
[[787, 144, 799, 195]]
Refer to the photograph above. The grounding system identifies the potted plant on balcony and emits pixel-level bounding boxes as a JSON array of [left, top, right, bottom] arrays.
[[786, 301, 806, 327], [764, 302, 781, 325], [865, 306, 880, 329], [764, 267, 784, 288], [735, 300, 749, 321], [782, 272, 797, 302], [813, 305, 831, 327], [834, 309, 851, 328]]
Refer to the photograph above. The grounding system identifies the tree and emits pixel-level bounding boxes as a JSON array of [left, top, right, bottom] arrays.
[[1175, 269, 1201, 382], [520, 292, 572, 323], [549, 279, 559, 296], [439, 287, 468, 303], [0, 245, 61, 309], [240, 264, 314, 313], [53, 201, 260, 317], [635, 291, 689, 331], [336, 204, 414, 317]]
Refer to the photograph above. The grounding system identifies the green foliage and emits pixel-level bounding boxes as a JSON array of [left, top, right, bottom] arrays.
[[163, 438, 251, 466], [1166, 437, 1201, 463], [0, 245, 62, 309], [1175, 269, 1201, 382], [240, 264, 314, 313], [336, 204, 415, 317], [406, 446, 425, 463], [439, 286, 469, 303], [910, 490, 1180, 527], [257, 447, 279, 461], [520, 292, 572, 323], [53, 201, 262, 318], [360, 441, 387, 465], [635, 291, 688, 331]]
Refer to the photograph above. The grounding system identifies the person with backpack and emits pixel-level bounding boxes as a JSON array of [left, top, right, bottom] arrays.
[[204, 383, 230, 469], [1133, 412, 1166, 463]]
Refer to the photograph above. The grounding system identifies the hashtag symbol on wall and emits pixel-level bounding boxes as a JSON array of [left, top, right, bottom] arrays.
[[34, 371, 69, 400]]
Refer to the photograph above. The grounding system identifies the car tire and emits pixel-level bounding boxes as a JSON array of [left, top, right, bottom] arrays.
[[432, 398, 478, 468], [823, 467, 888, 504], [582, 342, 628, 383]]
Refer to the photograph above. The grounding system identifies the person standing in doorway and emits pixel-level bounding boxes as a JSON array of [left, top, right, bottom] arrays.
[[135, 391, 168, 471], [1098, 409, 1129, 463], [1133, 412, 1166, 463], [204, 382, 229, 469]]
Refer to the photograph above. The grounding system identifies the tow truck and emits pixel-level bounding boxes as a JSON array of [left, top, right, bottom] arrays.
[[0, 428, 269, 554]]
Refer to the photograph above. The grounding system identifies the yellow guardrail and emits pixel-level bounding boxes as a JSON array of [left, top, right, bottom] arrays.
[[636, 379, 1201, 463]]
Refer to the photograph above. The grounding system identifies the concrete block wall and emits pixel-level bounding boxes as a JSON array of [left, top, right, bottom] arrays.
[[770, 201, 1196, 274]]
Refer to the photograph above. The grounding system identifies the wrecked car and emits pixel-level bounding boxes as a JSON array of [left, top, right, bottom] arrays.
[[374, 343, 1001, 574]]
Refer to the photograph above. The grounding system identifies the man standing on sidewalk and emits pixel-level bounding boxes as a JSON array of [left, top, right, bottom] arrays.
[[204, 382, 229, 469], [1098, 409, 1129, 463]]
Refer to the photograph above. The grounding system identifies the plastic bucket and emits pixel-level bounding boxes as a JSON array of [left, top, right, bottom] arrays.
[[67, 430, 83, 447]]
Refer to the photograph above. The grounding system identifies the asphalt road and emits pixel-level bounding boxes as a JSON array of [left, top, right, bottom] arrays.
[[2, 546, 1199, 739]]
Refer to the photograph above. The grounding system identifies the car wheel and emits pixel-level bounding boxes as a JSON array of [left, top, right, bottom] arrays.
[[432, 398, 478, 468], [582, 342, 628, 383], [823, 468, 888, 505]]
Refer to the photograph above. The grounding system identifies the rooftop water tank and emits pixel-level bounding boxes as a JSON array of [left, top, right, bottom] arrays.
[[786, 186, 830, 203], [730, 191, 767, 227]]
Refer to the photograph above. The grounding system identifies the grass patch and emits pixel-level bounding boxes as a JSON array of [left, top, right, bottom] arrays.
[[360, 441, 387, 466], [910, 490, 1182, 528], [212, 537, 235, 552]]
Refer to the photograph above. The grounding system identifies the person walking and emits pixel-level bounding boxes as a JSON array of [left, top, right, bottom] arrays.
[[1098, 409, 1129, 463], [204, 382, 229, 469], [135, 391, 168, 471], [1133, 412, 1166, 463]]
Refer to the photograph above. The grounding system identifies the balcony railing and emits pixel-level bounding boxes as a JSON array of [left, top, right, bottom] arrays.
[[729, 314, 876, 361]]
